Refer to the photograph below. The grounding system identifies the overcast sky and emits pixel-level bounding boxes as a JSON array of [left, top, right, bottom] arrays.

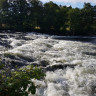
[[41, 0, 96, 8]]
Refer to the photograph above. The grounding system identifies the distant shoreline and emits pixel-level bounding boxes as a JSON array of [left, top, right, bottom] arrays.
[[0, 30, 96, 37], [0, 30, 96, 38]]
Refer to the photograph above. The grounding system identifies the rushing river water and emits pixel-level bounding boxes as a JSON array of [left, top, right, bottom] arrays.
[[0, 32, 96, 96]]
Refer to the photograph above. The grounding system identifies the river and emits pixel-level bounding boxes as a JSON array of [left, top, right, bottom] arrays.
[[0, 32, 96, 96]]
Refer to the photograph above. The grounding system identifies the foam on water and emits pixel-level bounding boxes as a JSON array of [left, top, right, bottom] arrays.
[[2, 32, 96, 96], [8, 38, 26, 47]]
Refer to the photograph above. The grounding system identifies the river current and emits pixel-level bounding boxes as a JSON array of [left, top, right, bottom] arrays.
[[0, 32, 96, 96]]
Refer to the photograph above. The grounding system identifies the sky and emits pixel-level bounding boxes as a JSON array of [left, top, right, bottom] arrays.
[[41, 0, 96, 8]]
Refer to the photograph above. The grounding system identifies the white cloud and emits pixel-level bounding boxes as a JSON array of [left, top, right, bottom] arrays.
[[41, 0, 96, 4]]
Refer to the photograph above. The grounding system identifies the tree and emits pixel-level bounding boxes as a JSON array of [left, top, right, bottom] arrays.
[[8, 0, 29, 30], [55, 6, 68, 32], [28, 0, 43, 30], [81, 3, 94, 32], [68, 8, 83, 35], [0, 0, 10, 29], [41, 1, 59, 32]]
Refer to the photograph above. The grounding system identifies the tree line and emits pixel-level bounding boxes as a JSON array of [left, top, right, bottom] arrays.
[[0, 0, 96, 35]]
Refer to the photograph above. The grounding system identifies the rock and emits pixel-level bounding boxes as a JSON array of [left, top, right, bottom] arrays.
[[0, 39, 12, 48], [46, 64, 76, 71], [39, 60, 50, 67], [31, 62, 39, 66], [11, 60, 27, 67], [4, 53, 16, 59], [17, 55, 34, 62]]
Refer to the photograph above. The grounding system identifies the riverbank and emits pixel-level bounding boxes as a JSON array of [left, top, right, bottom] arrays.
[[0, 29, 96, 36]]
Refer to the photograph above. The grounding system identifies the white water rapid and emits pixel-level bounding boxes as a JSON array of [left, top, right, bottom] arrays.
[[0, 32, 96, 96]]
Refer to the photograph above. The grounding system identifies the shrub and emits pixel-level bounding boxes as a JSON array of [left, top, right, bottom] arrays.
[[0, 63, 45, 96]]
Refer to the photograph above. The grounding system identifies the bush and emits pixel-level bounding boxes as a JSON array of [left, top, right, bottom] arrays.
[[0, 63, 45, 96]]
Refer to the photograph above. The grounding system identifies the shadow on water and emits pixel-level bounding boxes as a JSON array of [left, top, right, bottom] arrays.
[[52, 36, 96, 44], [83, 52, 96, 57]]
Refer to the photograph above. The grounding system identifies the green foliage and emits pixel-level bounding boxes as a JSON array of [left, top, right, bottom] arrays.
[[81, 3, 94, 32], [68, 8, 83, 34], [42, 1, 59, 30], [0, 0, 96, 35], [0, 64, 45, 96]]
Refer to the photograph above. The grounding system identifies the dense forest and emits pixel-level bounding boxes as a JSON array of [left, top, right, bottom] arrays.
[[0, 0, 96, 35]]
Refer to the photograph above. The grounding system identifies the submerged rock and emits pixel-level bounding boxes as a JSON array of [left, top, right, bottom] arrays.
[[39, 60, 50, 67], [11, 60, 28, 67], [46, 64, 76, 71]]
